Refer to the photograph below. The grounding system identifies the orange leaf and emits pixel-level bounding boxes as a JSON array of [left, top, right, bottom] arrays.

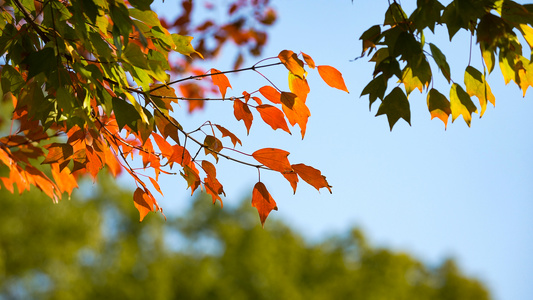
[[104, 147, 122, 177], [278, 50, 305, 78], [42, 143, 73, 165], [289, 73, 310, 102], [233, 99, 253, 134], [202, 160, 225, 206], [282, 171, 298, 194], [51, 163, 78, 197], [133, 187, 153, 222], [252, 182, 278, 227], [252, 148, 292, 173], [256, 104, 291, 134], [169, 145, 192, 167], [152, 132, 173, 159], [259, 86, 281, 104], [282, 96, 311, 139], [211, 68, 232, 98], [215, 124, 242, 147], [292, 163, 332, 193], [204, 135, 223, 162], [317, 65, 349, 93], [149, 177, 163, 196], [181, 165, 201, 195], [301, 52, 315, 69], [149, 84, 178, 103]]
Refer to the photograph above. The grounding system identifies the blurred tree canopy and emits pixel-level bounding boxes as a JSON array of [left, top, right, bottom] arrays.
[[0, 180, 490, 300]]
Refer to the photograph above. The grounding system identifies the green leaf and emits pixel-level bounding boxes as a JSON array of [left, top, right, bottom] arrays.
[[384, 3, 408, 26], [1, 65, 25, 95], [172, 34, 204, 59], [450, 83, 478, 127], [359, 25, 381, 55], [129, 0, 153, 11], [427, 88, 451, 128], [122, 42, 148, 69], [376, 87, 411, 130], [409, 0, 445, 33], [464, 66, 495, 117], [361, 74, 387, 110], [129, 8, 161, 26], [22, 47, 56, 79], [429, 43, 451, 83], [112, 97, 141, 131]]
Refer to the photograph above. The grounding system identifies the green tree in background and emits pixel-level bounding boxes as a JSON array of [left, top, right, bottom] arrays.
[[0, 180, 490, 300]]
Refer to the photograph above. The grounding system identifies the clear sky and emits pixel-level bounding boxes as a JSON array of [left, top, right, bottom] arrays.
[[145, 1, 533, 300]]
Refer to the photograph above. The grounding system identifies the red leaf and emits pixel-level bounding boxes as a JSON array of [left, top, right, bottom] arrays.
[[256, 105, 291, 134], [292, 163, 332, 193], [317, 65, 349, 93], [259, 86, 281, 104], [252, 148, 292, 173], [215, 124, 242, 147], [278, 50, 305, 78], [233, 99, 253, 134], [211, 68, 232, 98], [252, 182, 278, 227]]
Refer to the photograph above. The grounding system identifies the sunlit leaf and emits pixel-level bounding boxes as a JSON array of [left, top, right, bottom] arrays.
[[259, 85, 281, 104], [292, 163, 331, 193], [252, 148, 292, 173], [427, 88, 451, 128], [317, 65, 349, 93], [256, 105, 291, 134], [278, 50, 305, 78], [464, 66, 495, 117], [211, 68, 232, 98], [215, 124, 242, 147], [233, 99, 253, 134], [450, 83, 478, 127]]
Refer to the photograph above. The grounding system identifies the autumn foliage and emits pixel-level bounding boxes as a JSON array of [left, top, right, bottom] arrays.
[[0, 0, 346, 225], [2, 0, 533, 226]]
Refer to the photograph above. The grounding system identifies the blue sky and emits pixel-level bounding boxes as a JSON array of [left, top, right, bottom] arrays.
[[145, 1, 533, 299]]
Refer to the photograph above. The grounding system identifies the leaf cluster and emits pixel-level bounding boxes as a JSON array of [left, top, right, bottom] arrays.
[[359, 0, 533, 129]]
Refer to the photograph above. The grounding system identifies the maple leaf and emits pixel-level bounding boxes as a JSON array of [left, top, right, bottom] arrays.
[[252, 148, 292, 173], [292, 163, 332, 193], [210, 68, 232, 98], [278, 50, 306, 78], [450, 83, 478, 127], [376, 87, 411, 130], [256, 105, 291, 134], [427, 88, 452, 128], [169, 145, 192, 167], [41, 143, 73, 165], [464, 66, 495, 117], [251, 182, 278, 227], [317, 65, 349, 93]]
